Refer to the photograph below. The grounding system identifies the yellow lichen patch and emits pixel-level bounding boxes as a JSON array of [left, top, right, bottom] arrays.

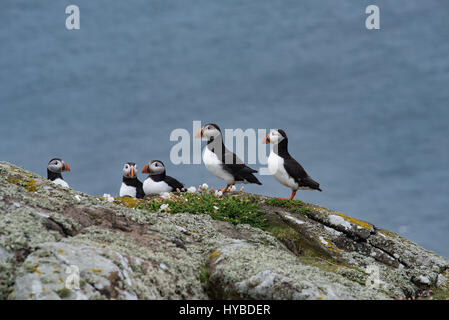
[[317, 297, 323, 300], [210, 250, 221, 259], [7, 176, 37, 192], [317, 235, 342, 254], [114, 196, 140, 208], [58, 249, 65, 254], [7, 177, 22, 185], [33, 268, 41, 275], [92, 269, 102, 273], [206, 250, 222, 264], [378, 229, 396, 239], [335, 212, 373, 230], [29, 293, 35, 299], [25, 179, 37, 192]]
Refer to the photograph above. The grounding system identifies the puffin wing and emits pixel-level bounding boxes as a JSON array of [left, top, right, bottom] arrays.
[[221, 148, 262, 185], [283, 157, 321, 191], [136, 179, 145, 199], [165, 176, 185, 191]]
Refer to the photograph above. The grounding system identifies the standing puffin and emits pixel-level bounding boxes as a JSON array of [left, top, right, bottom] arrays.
[[47, 158, 71, 188], [195, 123, 262, 193], [263, 129, 321, 200], [120, 162, 145, 199], [141, 160, 184, 195]]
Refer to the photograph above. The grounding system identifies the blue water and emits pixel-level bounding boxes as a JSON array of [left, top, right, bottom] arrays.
[[1, 1, 448, 257]]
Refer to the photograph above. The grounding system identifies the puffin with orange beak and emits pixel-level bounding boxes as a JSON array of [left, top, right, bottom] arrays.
[[263, 129, 321, 200], [195, 123, 262, 193], [120, 162, 144, 198], [47, 158, 71, 188], [141, 160, 184, 195]]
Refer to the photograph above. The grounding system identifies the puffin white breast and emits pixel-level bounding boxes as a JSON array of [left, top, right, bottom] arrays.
[[120, 182, 137, 198], [268, 151, 298, 190], [143, 178, 172, 195], [52, 178, 69, 188], [203, 147, 234, 184]]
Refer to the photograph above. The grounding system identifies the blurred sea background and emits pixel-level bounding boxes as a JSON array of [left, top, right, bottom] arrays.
[[1, 1, 448, 257]]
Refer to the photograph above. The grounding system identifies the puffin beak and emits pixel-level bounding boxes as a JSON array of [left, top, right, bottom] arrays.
[[262, 134, 270, 144], [62, 161, 71, 172], [142, 164, 151, 174], [195, 127, 204, 139], [130, 167, 135, 178]]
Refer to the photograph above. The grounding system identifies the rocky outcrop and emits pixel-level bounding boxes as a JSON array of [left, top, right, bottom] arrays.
[[0, 161, 448, 300]]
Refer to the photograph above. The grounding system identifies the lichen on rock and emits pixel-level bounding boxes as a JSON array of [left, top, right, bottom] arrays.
[[0, 161, 448, 300]]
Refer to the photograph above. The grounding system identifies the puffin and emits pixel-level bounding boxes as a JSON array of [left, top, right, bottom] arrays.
[[47, 158, 71, 188], [120, 162, 145, 199], [195, 123, 262, 193], [141, 160, 184, 195], [263, 129, 321, 200]]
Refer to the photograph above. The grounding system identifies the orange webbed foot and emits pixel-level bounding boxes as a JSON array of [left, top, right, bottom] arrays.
[[278, 191, 297, 201]]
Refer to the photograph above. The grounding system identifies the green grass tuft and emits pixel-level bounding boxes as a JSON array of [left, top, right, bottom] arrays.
[[199, 264, 210, 284], [130, 192, 268, 229], [289, 206, 313, 216], [265, 198, 312, 216], [264, 198, 304, 208]]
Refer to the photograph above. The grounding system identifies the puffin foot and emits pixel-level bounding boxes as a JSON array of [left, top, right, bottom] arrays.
[[219, 185, 231, 193], [279, 191, 297, 201]]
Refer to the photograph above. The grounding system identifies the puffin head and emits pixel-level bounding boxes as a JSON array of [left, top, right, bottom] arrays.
[[195, 123, 222, 140], [142, 160, 166, 175], [47, 158, 70, 173], [123, 162, 137, 179], [262, 129, 287, 145]]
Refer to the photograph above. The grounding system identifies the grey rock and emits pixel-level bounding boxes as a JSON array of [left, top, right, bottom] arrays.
[[0, 161, 448, 300]]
